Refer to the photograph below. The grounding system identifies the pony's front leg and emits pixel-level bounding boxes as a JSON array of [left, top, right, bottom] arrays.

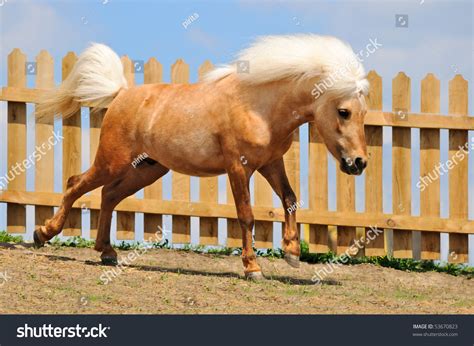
[[258, 158, 300, 268], [227, 163, 263, 280]]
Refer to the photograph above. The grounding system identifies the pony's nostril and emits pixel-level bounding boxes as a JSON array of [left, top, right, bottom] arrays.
[[355, 157, 366, 171]]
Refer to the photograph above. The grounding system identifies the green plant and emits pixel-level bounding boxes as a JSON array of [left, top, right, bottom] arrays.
[[0, 231, 23, 243], [297, 240, 473, 279], [50, 236, 95, 248], [115, 241, 144, 250], [256, 248, 284, 258], [151, 239, 171, 249], [207, 247, 236, 256]]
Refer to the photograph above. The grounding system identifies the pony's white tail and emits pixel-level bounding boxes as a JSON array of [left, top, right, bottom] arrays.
[[36, 43, 128, 121]]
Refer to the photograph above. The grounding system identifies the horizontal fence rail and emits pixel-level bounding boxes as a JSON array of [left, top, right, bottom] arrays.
[[0, 49, 473, 263]]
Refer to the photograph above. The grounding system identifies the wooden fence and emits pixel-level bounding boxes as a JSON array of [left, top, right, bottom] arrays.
[[0, 49, 473, 262]]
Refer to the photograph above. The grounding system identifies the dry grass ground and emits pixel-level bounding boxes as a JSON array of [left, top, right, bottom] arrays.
[[0, 243, 472, 314]]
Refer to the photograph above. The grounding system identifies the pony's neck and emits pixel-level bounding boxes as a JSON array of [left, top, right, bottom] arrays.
[[240, 79, 316, 140]]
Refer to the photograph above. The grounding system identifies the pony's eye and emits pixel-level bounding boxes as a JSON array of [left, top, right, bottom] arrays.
[[338, 109, 351, 119]]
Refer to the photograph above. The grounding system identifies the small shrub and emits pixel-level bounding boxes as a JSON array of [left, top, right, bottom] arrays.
[[0, 231, 23, 243]]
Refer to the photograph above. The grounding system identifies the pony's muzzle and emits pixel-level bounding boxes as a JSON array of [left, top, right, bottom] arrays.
[[341, 157, 367, 175]]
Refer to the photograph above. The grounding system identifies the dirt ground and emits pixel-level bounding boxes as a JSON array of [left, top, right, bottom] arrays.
[[0, 242, 472, 314]]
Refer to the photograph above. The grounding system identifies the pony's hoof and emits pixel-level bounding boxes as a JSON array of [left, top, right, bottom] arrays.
[[33, 230, 45, 248], [245, 271, 265, 281], [284, 254, 300, 268], [101, 257, 118, 266]]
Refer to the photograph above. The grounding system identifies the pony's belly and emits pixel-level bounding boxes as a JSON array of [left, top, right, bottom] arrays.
[[158, 156, 227, 177], [149, 140, 227, 177]]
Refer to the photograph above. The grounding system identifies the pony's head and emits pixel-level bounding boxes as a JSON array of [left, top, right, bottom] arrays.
[[313, 90, 368, 175], [204, 34, 371, 175]]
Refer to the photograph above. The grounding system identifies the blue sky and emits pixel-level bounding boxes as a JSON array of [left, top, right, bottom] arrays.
[[0, 0, 473, 263]]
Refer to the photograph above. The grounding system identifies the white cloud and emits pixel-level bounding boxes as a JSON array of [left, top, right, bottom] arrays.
[[186, 27, 221, 54], [0, 2, 100, 84]]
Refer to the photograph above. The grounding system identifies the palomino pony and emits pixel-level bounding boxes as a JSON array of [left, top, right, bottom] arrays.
[[34, 34, 369, 280]]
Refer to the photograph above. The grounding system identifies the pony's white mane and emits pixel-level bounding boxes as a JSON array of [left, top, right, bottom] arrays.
[[204, 34, 369, 99]]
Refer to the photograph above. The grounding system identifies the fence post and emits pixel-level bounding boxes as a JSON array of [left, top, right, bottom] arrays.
[[170, 59, 191, 244], [6, 49, 27, 234], [143, 57, 163, 241], [448, 75, 469, 263], [419, 73, 441, 259], [364, 70, 385, 256], [34, 50, 55, 232], [392, 72, 412, 258]]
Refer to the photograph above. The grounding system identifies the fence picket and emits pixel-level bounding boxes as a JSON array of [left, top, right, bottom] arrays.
[[34, 50, 55, 233], [419, 73, 441, 259], [365, 71, 385, 256], [448, 75, 469, 263], [254, 173, 273, 248], [143, 57, 164, 241], [62, 52, 82, 236], [114, 56, 136, 240], [308, 124, 329, 253], [392, 72, 413, 258], [198, 60, 219, 245], [336, 166, 356, 255], [89, 108, 105, 240], [226, 179, 241, 247], [170, 59, 191, 244], [6, 49, 27, 233], [283, 130, 301, 242]]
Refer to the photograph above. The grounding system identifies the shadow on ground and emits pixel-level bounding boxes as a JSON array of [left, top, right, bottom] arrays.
[[2, 242, 341, 286]]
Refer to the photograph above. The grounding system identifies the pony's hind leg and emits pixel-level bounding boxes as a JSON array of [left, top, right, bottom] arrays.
[[94, 161, 169, 265], [34, 166, 108, 246]]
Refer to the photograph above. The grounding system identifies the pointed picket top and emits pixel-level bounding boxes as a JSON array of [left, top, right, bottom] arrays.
[[448, 74, 468, 115], [8, 48, 26, 87], [422, 72, 438, 82], [62, 51, 77, 81], [420, 73, 440, 113], [366, 70, 382, 110], [144, 57, 162, 84], [171, 58, 189, 84], [392, 71, 411, 111], [198, 60, 213, 81], [36, 50, 54, 88], [367, 70, 380, 80], [121, 55, 135, 86]]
